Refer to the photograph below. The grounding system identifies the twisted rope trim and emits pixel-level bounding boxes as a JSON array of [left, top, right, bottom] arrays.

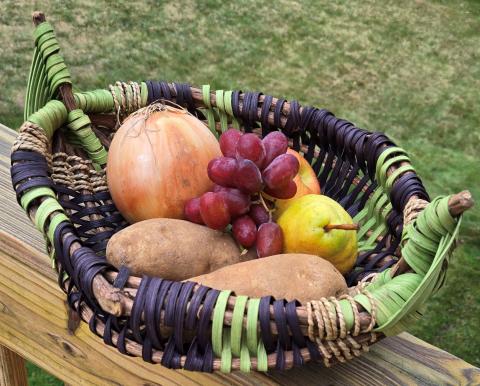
[[109, 81, 142, 130], [403, 197, 429, 225], [12, 122, 50, 158], [306, 288, 377, 366]]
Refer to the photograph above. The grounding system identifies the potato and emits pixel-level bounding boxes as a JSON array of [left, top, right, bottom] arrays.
[[189, 254, 348, 303], [106, 218, 255, 281]]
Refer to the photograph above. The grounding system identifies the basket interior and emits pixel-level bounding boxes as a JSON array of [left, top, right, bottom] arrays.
[[49, 82, 423, 287]]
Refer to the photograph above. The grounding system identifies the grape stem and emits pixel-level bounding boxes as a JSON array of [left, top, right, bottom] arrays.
[[324, 223, 359, 231], [258, 194, 273, 222]]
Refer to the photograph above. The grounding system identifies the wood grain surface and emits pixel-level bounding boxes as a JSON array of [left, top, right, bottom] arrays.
[[0, 346, 28, 386], [1, 123, 479, 385]]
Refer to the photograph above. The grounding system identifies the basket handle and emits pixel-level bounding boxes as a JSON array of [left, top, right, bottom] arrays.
[[391, 190, 474, 277]]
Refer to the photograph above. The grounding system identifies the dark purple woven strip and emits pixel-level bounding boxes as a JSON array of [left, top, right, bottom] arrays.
[[117, 324, 129, 355], [259, 296, 275, 352], [305, 339, 321, 362], [89, 313, 99, 337], [103, 315, 114, 346], [197, 289, 220, 351], [292, 343, 304, 367], [159, 81, 172, 100], [184, 337, 204, 371], [201, 342, 214, 372], [273, 99, 286, 129], [260, 94, 273, 136], [284, 100, 300, 136], [164, 281, 183, 327], [285, 300, 306, 348], [145, 80, 154, 104], [161, 336, 182, 369], [173, 281, 196, 353], [113, 265, 130, 289], [275, 340, 286, 371], [15, 177, 54, 199], [11, 150, 47, 163], [232, 90, 242, 118], [144, 278, 163, 349], [11, 164, 48, 186], [273, 299, 291, 349], [142, 337, 154, 363], [185, 285, 210, 330], [129, 276, 151, 343]]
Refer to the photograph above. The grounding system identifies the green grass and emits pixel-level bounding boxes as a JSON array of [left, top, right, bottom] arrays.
[[1, 0, 479, 383]]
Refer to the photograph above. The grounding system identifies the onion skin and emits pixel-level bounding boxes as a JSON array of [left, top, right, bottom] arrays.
[[107, 107, 221, 223]]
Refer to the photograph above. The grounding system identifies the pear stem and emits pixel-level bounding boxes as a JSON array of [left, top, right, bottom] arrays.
[[324, 223, 359, 231]]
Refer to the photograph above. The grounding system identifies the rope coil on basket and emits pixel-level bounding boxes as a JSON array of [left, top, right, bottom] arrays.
[[306, 288, 377, 366]]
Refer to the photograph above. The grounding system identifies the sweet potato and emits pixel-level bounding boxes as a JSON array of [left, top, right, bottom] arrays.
[[106, 218, 255, 281], [188, 253, 348, 303]]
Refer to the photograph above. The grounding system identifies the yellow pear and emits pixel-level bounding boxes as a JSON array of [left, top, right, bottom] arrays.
[[277, 194, 357, 274]]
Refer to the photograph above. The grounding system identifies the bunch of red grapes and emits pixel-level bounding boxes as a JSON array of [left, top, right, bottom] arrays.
[[184, 129, 300, 258]]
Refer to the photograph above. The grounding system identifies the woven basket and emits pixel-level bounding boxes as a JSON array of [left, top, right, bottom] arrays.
[[10, 13, 473, 373]]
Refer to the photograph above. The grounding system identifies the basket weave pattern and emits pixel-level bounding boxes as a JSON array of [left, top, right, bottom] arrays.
[[9, 15, 466, 373]]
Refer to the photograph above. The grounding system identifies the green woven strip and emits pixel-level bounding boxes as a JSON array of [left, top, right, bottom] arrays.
[[215, 90, 228, 132], [256, 341, 268, 372], [385, 165, 416, 192], [367, 195, 461, 335], [220, 328, 232, 373], [223, 90, 234, 116], [246, 298, 260, 355], [20, 187, 56, 211], [140, 82, 148, 107], [202, 84, 212, 108], [32, 22, 71, 98], [378, 155, 410, 189], [338, 299, 354, 331], [239, 339, 251, 372], [231, 295, 248, 357], [25, 48, 47, 119], [202, 85, 217, 136], [75, 90, 115, 113], [47, 213, 69, 245], [28, 100, 68, 139], [375, 147, 408, 184], [212, 290, 232, 357], [223, 90, 241, 129], [34, 197, 64, 232], [67, 109, 108, 166]]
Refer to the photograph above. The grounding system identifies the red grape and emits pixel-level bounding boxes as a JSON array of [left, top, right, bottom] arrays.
[[184, 197, 203, 224], [262, 154, 299, 190], [219, 187, 251, 217], [207, 157, 237, 187], [262, 131, 288, 166], [235, 133, 266, 168], [213, 184, 228, 193], [235, 159, 264, 194], [249, 204, 270, 225], [199, 192, 231, 230], [264, 180, 297, 199], [232, 215, 257, 247], [256, 222, 283, 257], [219, 129, 242, 157]]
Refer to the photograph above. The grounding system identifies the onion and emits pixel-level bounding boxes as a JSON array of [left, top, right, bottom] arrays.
[[107, 103, 221, 223]]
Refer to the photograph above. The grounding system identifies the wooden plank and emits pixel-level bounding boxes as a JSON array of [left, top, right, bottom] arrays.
[[0, 346, 28, 386], [0, 123, 46, 252], [1, 123, 479, 385]]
